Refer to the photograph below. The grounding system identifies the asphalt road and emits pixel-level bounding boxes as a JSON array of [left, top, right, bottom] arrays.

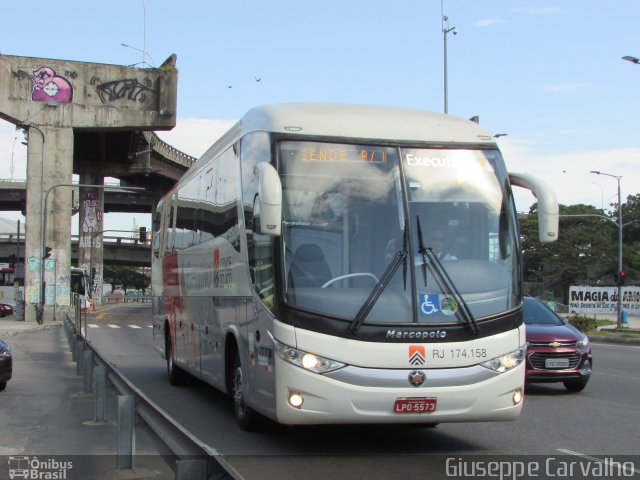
[[85, 303, 640, 479]]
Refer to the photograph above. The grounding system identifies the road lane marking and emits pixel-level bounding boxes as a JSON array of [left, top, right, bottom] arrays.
[[556, 449, 640, 474], [128, 325, 142, 329], [108, 324, 121, 328], [88, 324, 99, 328]]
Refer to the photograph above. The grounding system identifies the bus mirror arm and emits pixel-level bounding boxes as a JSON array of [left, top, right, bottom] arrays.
[[256, 162, 283, 237], [509, 172, 559, 243]]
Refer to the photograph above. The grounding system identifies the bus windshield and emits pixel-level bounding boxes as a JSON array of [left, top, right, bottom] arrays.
[[280, 141, 519, 325]]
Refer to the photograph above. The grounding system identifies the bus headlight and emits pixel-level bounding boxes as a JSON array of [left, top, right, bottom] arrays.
[[272, 338, 345, 374], [480, 346, 526, 373]]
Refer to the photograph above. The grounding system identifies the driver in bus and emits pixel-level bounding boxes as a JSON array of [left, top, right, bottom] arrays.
[[427, 227, 457, 261]]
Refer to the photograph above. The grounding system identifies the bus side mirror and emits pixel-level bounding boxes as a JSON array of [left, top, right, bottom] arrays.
[[255, 162, 282, 236], [509, 172, 559, 244]]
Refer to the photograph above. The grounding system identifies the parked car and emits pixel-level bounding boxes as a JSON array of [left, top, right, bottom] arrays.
[[0, 303, 14, 317], [524, 297, 592, 392], [0, 339, 12, 391]]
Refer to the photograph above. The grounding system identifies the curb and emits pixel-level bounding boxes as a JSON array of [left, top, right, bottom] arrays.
[[589, 334, 640, 346], [0, 319, 64, 337]]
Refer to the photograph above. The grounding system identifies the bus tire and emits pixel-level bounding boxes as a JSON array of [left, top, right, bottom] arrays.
[[232, 352, 259, 431], [166, 331, 183, 386]]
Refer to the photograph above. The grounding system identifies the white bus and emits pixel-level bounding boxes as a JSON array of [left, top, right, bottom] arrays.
[[152, 104, 558, 430], [70, 267, 92, 310]]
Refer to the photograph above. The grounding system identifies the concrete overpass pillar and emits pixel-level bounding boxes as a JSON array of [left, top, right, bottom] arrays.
[[77, 178, 104, 306], [1, 54, 179, 322], [24, 125, 73, 322]]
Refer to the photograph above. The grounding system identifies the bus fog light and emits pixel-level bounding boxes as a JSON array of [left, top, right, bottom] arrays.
[[289, 392, 304, 409], [513, 388, 523, 405]]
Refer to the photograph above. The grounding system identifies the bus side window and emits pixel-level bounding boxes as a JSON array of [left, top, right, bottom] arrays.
[[175, 175, 200, 250], [152, 212, 161, 258], [163, 201, 176, 255], [216, 147, 241, 252], [198, 164, 217, 242]]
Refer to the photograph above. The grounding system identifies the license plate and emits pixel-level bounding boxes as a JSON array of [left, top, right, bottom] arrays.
[[545, 358, 570, 368], [394, 397, 437, 414]]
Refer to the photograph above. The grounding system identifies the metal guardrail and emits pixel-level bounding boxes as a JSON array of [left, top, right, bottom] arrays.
[[64, 298, 240, 479]]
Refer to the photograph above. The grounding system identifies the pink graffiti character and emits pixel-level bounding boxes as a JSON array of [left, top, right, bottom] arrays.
[[32, 66, 73, 103]]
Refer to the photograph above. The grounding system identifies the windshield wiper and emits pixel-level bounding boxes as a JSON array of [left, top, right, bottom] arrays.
[[416, 215, 480, 335], [350, 224, 408, 333], [426, 248, 479, 334], [416, 215, 429, 286]]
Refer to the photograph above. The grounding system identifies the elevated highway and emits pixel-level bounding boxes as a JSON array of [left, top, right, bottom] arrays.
[[0, 233, 151, 268], [0, 129, 197, 214], [0, 178, 159, 214], [72, 129, 197, 202]]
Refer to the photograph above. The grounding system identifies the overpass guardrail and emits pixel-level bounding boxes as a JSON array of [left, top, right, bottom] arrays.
[[66, 295, 240, 479]]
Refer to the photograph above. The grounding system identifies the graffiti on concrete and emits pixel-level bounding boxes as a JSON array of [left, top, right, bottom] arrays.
[[80, 189, 103, 305], [11, 69, 29, 80], [31, 66, 74, 103], [91, 76, 156, 104], [82, 190, 102, 234]]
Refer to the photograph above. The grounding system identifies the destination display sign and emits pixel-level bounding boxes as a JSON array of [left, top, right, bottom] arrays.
[[281, 141, 394, 165], [300, 148, 387, 163]]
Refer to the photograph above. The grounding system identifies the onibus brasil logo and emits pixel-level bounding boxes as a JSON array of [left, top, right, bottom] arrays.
[[8, 456, 73, 479]]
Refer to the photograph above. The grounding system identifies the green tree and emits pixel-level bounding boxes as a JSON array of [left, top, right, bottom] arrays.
[[103, 265, 150, 294], [521, 203, 615, 303]]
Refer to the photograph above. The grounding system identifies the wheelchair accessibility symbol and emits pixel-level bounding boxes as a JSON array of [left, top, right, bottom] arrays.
[[419, 294, 439, 315]]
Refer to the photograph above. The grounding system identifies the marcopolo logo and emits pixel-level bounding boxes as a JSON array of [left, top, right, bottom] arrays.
[[8, 456, 73, 479]]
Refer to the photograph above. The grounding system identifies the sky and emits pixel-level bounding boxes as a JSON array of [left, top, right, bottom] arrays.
[[1, 0, 639, 232]]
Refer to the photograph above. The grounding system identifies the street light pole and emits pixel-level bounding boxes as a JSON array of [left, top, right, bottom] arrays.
[[442, 15, 456, 114], [121, 1, 155, 68], [590, 170, 624, 328]]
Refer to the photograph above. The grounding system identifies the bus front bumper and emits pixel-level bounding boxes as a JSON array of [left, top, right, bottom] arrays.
[[274, 357, 525, 425]]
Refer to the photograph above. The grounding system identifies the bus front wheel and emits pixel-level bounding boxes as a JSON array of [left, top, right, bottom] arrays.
[[166, 331, 183, 386], [232, 353, 259, 431]]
